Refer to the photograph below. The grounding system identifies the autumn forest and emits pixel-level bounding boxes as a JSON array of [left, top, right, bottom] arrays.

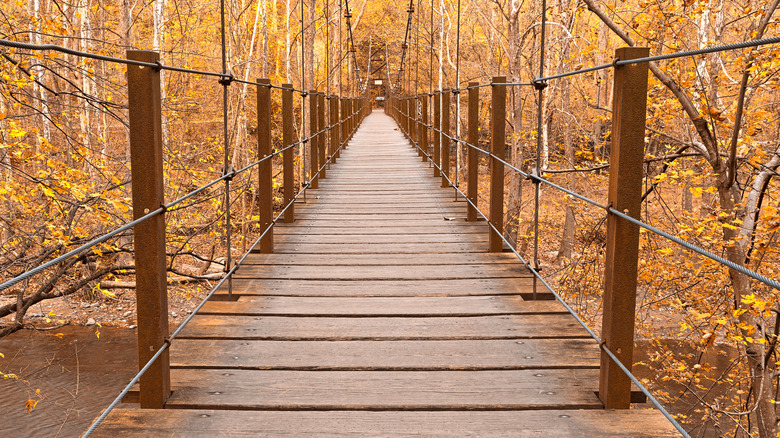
[[2, 0, 780, 435]]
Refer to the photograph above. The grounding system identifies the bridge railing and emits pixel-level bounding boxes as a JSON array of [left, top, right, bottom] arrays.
[[387, 39, 780, 438], [0, 39, 370, 435]]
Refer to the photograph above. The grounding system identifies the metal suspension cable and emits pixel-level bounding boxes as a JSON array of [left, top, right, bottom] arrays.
[[396, 0, 415, 91], [390, 112, 691, 438], [421, 118, 780, 292], [454, 0, 461, 187], [533, 35, 780, 84], [343, 0, 363, 92], [532, 0, 547, 295], [0, 108, 346, 295], [82, 109, 364, 437], [219, 0, 233, 298], [429, 0, 433, 94]]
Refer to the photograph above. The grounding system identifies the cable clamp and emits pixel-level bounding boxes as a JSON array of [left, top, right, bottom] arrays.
[[452, 89, 460, 95], [160, 203, 170, 213], [612, 57, 621, 67], [526, 169, 540, 184], [531, 78, 548, 91], [301, 91, 308, 97], [218, 72, 234, 86], [153, 60, 163, 72], [223, 166, 236, 181]]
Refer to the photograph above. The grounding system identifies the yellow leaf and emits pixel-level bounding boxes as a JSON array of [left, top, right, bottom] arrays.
[[690, 187, 702, 197], [25, 399, 38, 413], [54, 333, 64, 339]]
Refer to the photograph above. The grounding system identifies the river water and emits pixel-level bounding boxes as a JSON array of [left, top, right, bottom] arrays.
[[0, 327, 138, 438]]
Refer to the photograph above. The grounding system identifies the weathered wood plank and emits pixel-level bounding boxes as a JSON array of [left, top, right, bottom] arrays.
[[272, 242, 480, 254], [232, 264, 527, 280], [273, 225, 487, 235], [238, 252, 519, 265], [275, 218, 481, 228], [214, 278, 549, 297], [200, 296, 560, 316], [169, 339, 600, 370], [175, 314, 587, 340], [273, 234, 485, 245], [163, 369, 603, 410], [90, 409, 681, 437]]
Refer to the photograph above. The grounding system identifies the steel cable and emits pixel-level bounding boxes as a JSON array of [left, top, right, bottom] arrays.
[[391, 112, 691, 438], [82, 107, 366, 437]]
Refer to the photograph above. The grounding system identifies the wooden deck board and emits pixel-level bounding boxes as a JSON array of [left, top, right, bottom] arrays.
[[231, 264, 530, 280], [90, 409, 681, 437], [92, 110, 681, 437], [169, 339, 600, 370], [175, 314, 590, 340], [199, 296, 562, 316], [213, 278, 551, 297], [163, 369, 604, 410]]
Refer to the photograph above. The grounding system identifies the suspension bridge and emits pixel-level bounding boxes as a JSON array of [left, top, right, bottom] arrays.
[[2, 5, 780, 435], [83, 108, 681, 437]]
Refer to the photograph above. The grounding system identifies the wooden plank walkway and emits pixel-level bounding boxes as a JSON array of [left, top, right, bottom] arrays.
[[91, 111, 680, 436]]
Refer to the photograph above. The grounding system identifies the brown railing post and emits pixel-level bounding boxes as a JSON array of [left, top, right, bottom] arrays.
[[127, 50, 170, 409], [309, 90, 319, 189], [257, 78, 274, 252], [412, 96, 419, 154], [329, 96, 339, 164], [340, 97, 347, 154], [599, 46, 650, 410], [317, 93, 326, 179], [489, 77, 506, 252], [441, 89, 450, 188], [282, 83, 294, 223], [433, 92, 441, 178], [420, 94, 428, 161], [467, 82, 479, 222]]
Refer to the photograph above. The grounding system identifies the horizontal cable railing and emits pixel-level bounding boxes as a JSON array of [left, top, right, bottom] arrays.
[[389, 108, 691, 438], [81, 111, 364, 437]]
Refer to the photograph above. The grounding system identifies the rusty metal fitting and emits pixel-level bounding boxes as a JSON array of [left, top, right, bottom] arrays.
[[531, 79, 548, 91]]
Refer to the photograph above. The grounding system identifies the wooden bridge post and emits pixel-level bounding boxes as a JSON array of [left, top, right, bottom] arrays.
[[282, 84, 295, 223], [420, 94, 428, 161], [433, 92, 441, 177], [599, 47, 650, 409], [309, 90, 319, 189], [126, 50, 170, 409], [467, 82, 479, 222], [489, 77, 506, 252], [412, 97, 417, 146], [317, 93, 326, 179], [441, 89, 450, 188], [257, 78, 274, 251], [329, 96, 339, 164], [340, 97, 347, 155]]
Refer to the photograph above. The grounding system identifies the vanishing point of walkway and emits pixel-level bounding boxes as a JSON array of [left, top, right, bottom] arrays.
[[91, 111, 679, 436]]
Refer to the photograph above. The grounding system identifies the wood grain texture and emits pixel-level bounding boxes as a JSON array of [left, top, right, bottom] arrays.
[[163, 369, 604, 410], [199, 296, 561, 316], [169, 339, 600, 370], [175, 314, 589, 340], [231, 264, 530, 280], [90, 409, 681, 437], [213, 278, 547, 297]]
